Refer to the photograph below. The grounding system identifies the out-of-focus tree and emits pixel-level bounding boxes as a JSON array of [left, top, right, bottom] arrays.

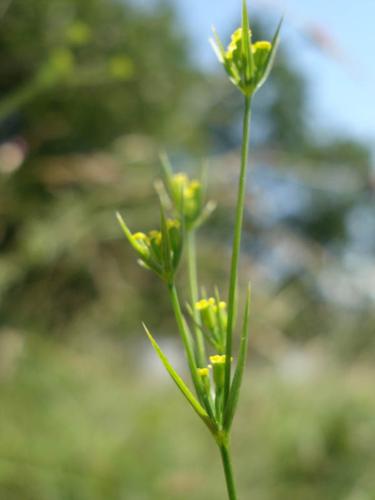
[[0, 0, 206, 339], [0, 0, 203, 151]]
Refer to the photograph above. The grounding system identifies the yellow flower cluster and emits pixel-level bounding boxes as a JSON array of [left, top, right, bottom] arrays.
[[132, 219, 179, 249], [210, 6, 281, 97], [195, 297, 226, 313], [194, 297, 227, 353]]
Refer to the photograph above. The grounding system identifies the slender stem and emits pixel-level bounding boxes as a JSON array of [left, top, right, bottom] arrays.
[[224, 95, 252, 404], [186, 230, 206, 367], [168, 283, 201, 394], [219, 442, 238, 500]]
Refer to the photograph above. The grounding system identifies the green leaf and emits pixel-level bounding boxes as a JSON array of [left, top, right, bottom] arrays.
[[256, 17, 283, 92], [143, 323, 214, 429], [223, 283, 251, 430]]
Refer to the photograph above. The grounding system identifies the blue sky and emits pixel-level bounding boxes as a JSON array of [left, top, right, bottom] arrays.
[[177, 0, 375, 146]]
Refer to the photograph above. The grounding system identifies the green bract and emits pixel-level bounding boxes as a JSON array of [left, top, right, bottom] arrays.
[[210, 0, 282, 96]]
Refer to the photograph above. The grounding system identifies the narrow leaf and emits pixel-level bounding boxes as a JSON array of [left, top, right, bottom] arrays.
[[143, 324, 212, 425], [224, 283, 252, 430]]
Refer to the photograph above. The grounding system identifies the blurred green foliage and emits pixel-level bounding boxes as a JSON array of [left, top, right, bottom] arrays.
[[0, 0, 203, 150], [0, 335, 374, 499]]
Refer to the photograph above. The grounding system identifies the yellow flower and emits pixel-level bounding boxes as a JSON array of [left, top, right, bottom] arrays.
[[133, 232, 149, 242], [197, 367, 210, 377], [195, 299, 209, 311], [209, 354, 226, 365]]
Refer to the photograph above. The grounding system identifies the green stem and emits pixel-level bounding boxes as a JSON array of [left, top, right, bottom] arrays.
[[186, 230, 206, 367], [224, 95, 252, 405], [168, 283, 197, 372], [219, 441, 238, 500]]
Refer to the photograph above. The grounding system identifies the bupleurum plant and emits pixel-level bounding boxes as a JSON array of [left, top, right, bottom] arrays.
[[117, 2, 281, 498]]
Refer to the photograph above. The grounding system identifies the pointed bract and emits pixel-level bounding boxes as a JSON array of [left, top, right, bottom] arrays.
[[224, 283, 252, 430], [143, 323, 216, 432], [255, 17, 283, 92], [210, 26, 226, 63]]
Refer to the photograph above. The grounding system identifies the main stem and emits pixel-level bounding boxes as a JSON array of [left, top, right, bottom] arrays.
[[186, 230, 206, 367], [220, 441, 238, 500], [224, 95, 252, 405]]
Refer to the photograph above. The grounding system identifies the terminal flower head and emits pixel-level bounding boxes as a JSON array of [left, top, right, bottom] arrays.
[[210, 0, 282, 96]]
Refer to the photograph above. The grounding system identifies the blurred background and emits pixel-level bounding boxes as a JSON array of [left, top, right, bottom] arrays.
[[0, 0, 374, 498]]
